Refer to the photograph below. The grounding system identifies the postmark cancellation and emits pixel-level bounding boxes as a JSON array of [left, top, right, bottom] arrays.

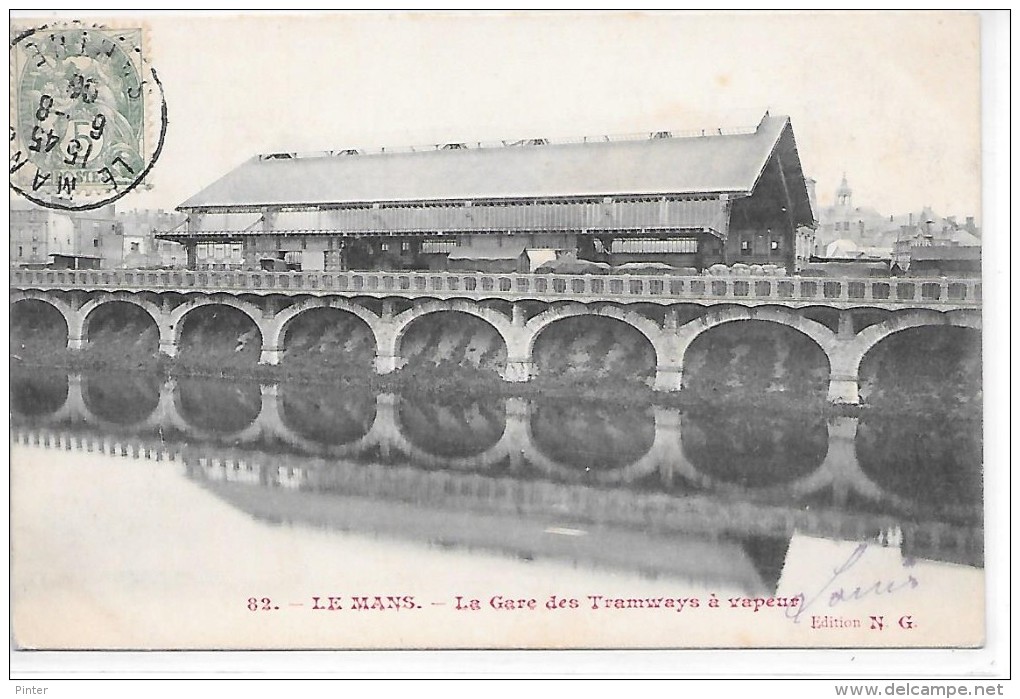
[[9, 21, 166, 211]]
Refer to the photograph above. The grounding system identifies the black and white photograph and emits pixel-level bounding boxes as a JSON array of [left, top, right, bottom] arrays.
[[8, 9, 1007, 682]]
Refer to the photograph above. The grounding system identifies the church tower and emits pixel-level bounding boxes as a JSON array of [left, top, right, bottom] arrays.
[[835, 172, 853, 209]]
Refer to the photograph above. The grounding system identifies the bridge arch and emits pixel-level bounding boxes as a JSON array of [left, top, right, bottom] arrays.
[[168, 296, 265, 362], [265, 298, 381, 356], [385, 300, 514, 370], [672, 306, 836, 395], [524, 303, 667, 366], [79, 293, 168, 347], [675, 305, 837, 365], [11, 290, 74, 345], [11, 289, 75, 318], [169, 296, 264, 339], [850, 309, 981, 376]]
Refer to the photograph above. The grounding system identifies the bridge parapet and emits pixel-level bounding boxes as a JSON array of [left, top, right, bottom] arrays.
[[10, 268, 982, 310]]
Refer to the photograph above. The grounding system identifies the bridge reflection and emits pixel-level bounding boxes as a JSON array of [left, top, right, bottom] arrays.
[[10, 369, 982, 572]]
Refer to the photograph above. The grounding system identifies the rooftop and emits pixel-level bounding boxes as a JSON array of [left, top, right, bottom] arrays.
[[179, 113, 799, 210]]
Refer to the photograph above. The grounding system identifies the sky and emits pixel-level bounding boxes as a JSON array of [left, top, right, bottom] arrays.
[[10, 11, 990, 219]]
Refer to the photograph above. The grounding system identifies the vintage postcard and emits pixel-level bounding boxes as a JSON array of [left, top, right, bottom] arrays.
[[8, 10, 1001, 673]]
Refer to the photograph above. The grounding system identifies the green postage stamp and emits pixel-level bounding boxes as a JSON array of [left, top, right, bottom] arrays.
[[10, 21, 166, 211]]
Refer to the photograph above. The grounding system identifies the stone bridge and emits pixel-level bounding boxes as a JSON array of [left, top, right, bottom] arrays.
[[10, 268, 982, 403]]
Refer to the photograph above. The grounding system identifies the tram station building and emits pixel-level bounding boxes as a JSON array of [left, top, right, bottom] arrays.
[[162, 112, 814, 274]]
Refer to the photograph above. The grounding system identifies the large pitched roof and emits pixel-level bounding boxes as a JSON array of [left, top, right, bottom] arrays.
[[179, 114, 797, 211]]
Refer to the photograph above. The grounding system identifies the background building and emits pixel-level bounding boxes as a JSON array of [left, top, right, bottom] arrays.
[[891, 209, 982, 276], [11, 202, 123, 269], [160, 113, 815, 273], [811, 175, 981, 271], [72, 205, 124, 269], [813, 174, 900, 257], [119, 208, 189, 268], [10, 201, 76, 267]]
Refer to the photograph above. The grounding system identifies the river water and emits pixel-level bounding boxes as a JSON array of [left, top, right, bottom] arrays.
[[10, 366, 985, 649]]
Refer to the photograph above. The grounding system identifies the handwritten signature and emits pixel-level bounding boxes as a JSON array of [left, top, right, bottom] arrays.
[[786, 543, 919, 624]]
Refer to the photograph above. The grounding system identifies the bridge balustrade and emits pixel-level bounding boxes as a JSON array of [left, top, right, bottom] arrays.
[[10, 268, 982, 308]]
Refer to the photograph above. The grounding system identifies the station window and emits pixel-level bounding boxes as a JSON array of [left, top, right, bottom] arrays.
[[611, 238, 698, 254], [17, 246, 22, 257], [401, 241, 411, 252], [380, 242, 390, 252], [740, 240, 750, 253], [93, 239, 99, 248], [422, 240, 456, 254], [770, 240, 781, 251]]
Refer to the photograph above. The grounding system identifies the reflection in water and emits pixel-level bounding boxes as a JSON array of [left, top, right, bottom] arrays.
[[530, 401, 655, 470], [681, 410, 828, 489], [279, 383, 376, 446], [82, 372, 162, 425], [397, 396, 505, 458], [739, 535, 793, 592], [176, 377, 262, 434], [856, 414, 983, 508], [11, 368, 67, 416], [10, 366, 984, 582]]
